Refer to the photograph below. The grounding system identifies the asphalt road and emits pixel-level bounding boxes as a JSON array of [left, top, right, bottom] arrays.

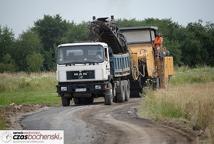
[[21, 98, 196, 144]]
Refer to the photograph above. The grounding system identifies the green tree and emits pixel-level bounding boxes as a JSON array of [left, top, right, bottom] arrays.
[[0, 26, 16, 72], [34, 14, 68, 50], [42, 50, 55, 71], [181, 38, 203, 66], [181, 21, 210, 66], [0, 53, 16, 72], [26, 52, 44, 72], [2, 53, 14, 64], [0, 26, 15, 62], [206, 23, 214, 66], [15, 29, 42, 71], [33, 14, 69, 70], [62, 22, 89, 43]]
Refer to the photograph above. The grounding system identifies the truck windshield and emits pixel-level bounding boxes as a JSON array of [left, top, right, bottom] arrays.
[[57, 45, 104, 64], [122, 30, 155, 44]]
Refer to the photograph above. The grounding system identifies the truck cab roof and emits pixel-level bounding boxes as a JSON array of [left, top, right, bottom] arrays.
[[119, 26, 158, 44], [120, 26, 158, 31], [58, 42, 108, 48]]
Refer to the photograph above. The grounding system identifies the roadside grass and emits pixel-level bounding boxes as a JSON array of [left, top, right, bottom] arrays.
[[170, 66, 214, 85], [0, 72, 59, 105], [0, 72, 60, 129], [0, 91, 59, 106], [0, 72, 57, 92], [139, 66, 214, 143]]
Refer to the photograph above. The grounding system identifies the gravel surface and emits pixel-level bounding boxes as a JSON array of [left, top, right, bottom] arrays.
[[21, 98, 197, 144]]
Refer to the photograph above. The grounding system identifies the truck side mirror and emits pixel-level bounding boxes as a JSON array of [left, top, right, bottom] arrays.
[[104, 48, 108, 61]]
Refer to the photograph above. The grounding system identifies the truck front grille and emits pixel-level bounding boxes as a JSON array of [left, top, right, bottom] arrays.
[[66, 70, 95, 80]]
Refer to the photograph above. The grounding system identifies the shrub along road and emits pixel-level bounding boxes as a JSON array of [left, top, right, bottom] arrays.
[[21, 98, 196, 144]]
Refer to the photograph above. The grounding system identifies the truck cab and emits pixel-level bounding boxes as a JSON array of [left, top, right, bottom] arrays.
[[56, 42, 111, 106]]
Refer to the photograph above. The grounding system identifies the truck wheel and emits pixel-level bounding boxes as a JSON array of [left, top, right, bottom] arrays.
[[112, 84, 117, 103], [116, 80, 125, 102], [125, 80, 130, 101], [61, 97, 70, 106], [130, 80, 141, 97], [104, 83, 113, 105], [104, 93, 113, 105]]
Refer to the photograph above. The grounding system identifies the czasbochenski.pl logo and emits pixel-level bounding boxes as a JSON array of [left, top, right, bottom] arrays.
[[1, 131, 12, 143], [0, 130, 64, 144]]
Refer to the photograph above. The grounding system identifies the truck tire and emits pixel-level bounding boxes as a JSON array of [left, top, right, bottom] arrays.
[[125, 80, 130, 101], [104, 83, 113, 105], [130, 80, 141, 97], [112, 84, 117, 103], [61, 97, 70, 106], [116, 80, 125, 102], [104, 93, 113, 105]]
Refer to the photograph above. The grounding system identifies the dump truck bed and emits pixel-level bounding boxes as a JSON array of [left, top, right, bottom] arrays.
[[110, 53, 131, 77]]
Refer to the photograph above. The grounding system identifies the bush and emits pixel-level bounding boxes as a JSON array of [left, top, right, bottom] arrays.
[[26, 52, 44, 72], [0, 63, 16, 72]]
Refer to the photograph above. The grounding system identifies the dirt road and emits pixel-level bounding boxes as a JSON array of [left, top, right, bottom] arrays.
[[21, 99, 196, 144]]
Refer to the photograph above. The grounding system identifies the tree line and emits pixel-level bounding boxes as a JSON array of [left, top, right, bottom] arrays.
[[0, 15, 214, 72]]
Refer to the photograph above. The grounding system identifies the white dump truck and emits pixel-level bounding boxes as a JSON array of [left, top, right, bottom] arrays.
[[56, 42, 131, 106]]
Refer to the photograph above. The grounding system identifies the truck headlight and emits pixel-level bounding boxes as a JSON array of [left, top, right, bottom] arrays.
[[61, 86, 67, 91], [95, 85, 101, 90]]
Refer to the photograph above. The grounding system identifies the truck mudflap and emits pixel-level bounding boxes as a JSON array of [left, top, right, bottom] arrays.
[[57, 81, 110, 97]]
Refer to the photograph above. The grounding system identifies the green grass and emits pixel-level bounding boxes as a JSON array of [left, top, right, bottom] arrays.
[[0, 72, 60, 106], [0, 91, 59, 106], [139, 89, 186, 120], [170, 66, 214, 85], [0, 72, 57, 92]]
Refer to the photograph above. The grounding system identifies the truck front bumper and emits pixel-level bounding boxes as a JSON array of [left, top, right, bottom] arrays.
[[57, 81, 110, 97]]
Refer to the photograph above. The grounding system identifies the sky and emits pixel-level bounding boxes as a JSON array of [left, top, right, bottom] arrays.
[[0, 0, 214, 37]]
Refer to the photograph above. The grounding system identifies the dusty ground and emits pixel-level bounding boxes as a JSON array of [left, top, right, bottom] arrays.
[[0, 104, 46, 129], [18, 98, 197, 144]]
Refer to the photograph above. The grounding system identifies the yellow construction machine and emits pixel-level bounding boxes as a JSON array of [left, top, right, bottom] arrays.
[[120, 27, 174, 96]]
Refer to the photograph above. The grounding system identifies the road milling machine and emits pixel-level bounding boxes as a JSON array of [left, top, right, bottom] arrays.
[[90, 16, 174, 97]]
